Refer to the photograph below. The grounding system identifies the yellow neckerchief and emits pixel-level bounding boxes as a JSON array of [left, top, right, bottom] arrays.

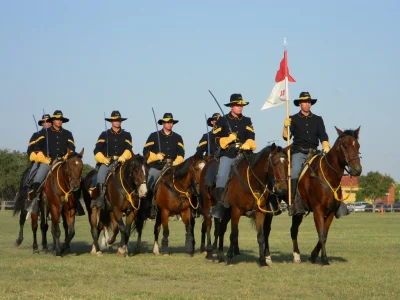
[[319, 156, 353, 201], [118, 161, 140, 210]]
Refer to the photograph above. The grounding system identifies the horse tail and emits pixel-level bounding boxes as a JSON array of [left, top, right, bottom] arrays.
[[249, 214, 257, 230], [13, 165, 31, 216]]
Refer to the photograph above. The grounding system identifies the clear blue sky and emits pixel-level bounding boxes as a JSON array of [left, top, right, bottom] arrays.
[[1, 1, 399, 181]]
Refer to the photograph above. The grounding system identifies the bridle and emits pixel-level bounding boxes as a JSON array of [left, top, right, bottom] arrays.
[[326, 136, 361, 176], [266, 151, 289, 184]]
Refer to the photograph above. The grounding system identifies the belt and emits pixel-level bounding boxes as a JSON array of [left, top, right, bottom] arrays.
[[164, 158, 173, 164], [228, 142, 242, 150], [299, 147, 317, 154]]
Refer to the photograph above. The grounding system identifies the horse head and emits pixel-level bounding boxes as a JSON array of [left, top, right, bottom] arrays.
[[334, 127, 362, 176], [130, 154, 148, 198], [190, 156, 207, 195], [268, 144, 289, 196], [64, 148, 84, 191]]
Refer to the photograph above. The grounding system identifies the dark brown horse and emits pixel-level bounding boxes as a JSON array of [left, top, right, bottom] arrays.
[[105, 154, 148, 257], [44, 149, 84, 256], [217, 144, 289, 267], [152, 156, 206, 256], [198, 156, 221, 260], [290, 127, 361, 265]]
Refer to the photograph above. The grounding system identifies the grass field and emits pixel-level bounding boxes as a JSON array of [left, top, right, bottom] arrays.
[[0, 210, 399, 299]]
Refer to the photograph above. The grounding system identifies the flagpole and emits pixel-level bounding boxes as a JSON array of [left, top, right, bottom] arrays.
[[284, 38, 292, 208]]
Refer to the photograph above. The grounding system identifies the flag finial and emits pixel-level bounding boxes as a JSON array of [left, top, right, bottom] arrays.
[[283, 38, 287, 48]]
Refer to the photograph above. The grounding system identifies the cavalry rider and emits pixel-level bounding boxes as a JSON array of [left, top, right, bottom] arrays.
[[195, 113, 220, 157], [209, 94, 256, 219], [143, 113, 185, 218], [27, 110, 75, 213], [26, 114, 52, 197], [93, 111, 132, 208], [283, 92, 349, 218]]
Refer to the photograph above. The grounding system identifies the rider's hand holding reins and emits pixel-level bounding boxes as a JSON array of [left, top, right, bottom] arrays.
[[322, 141, 331, 154], [35, 151, 51, 165], [95, 152, 111, 166], [172, 155, 184, 166], [219, 132, 237, 149], [147, 151, 165, 164], [240, 139, 257, 151], [29, 152, 37, 162], [118, 149, 132, 163]]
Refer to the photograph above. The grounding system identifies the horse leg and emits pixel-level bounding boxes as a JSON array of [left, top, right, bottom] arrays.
[[212, 217, 219, 254], [134, 210, 145, 254], [123, 211, 136, 256], [31, 213, 39, 254], [311, 212, 334, 265], [254, 211, 267, 268], [40, 203, 49, 251], [291, 214, 304, 263], [49, 204, 62, 256], [181, 208, 194, 256], [160, 209, 170, 255], [320, 213, 334, 265], [114, 209, 128, 257], [90, 207, 102, 255], [263, 214, 273, 266], [217, 209, 231, 263], [153, 210, 162, 255], [61, 211, 68, 243], [200, 219, 206, 253], [227, 207, 241, 265], [205, 217, 214, 261], [15, 210, 27, 247], [107, 212, 119, 246], [62, 208, 76, 255]]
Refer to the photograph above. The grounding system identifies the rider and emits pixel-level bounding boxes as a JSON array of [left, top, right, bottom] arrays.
[[143, 113, 185, 218], [27, 110, 75, 213], [195, 113, 220, 157], [209, 94, 256, 219], [26, 114, 52, 201], [93, 111, 133, 209], [283, 92, 349, 218]]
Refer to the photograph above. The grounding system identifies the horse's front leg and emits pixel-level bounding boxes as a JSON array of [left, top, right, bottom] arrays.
[[212, 217, 219, 254], [200, 219, 206, 254], [310, 207, 326, 264], [205, 217, 214, 261], [263, 213, 273, 266], [134, 208, 145, 254], [227, 207, 241, 265], [114, 208, 128, 257], [181, 208, 194, 256], [160, 209, 170, 255], [217, 208, 231, 263], [254, 210, 267, 268], [40, 202, 49, 251], [15, 209, 27, 247], [62, 206, 76, 255], [312, 211, 334, 265], [50, 204, 62, 256], [123, 210, 136, 255], [291, 214, 304, 263], [153, 209, 162, 255], [89, 206, 102, 255], [31, 212, 39, 254], [107, 212, 119, 246]]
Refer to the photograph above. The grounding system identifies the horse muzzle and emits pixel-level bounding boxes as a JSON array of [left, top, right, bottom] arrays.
[[138, 183, 148, 198], [350, 164, 362, 176]]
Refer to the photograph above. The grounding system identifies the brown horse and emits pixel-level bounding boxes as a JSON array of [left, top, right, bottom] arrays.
[[198, 156, 221, 260], [105, 154, 148, 257], [152, 156, 206, 256], [217, 144, 289, 267], [43, 149, 84, 256], [290, 127, 362, 265]]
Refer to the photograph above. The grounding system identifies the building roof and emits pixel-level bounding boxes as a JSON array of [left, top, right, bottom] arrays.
[[341, 175, 359, 187]]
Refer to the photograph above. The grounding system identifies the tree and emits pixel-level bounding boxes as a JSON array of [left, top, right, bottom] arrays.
[[82, 163, 94, 177], [358, 171, 394, 213], [394, 183, 400, 202]]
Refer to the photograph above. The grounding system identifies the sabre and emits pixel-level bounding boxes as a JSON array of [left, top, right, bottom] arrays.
[[104, 112, 109, 157], [204, 114, 210, 155], [42, 109, 49, 156], [208, 90, 233, 133], [32, 115, 39, 133], [151, 107, 162, 153]]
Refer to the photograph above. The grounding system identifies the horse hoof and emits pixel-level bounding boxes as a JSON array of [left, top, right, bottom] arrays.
[[308, 257, 317, 264], [96, 251, 103, 257], [15, 239, 23, 247], [162, 253, 170, 257], [117, 247, 126, 257], [90, 245, 97, 255], [260, 265, 269, 270], [186, 253, 194, 257], [265, 256, 273, 266], [205, 258, 214, 263], [321, 260, 330, 266], [293, 252, 301, 263], [33, 249, 39, 255]]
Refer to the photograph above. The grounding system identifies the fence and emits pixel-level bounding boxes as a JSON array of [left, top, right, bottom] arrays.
[[1, 200, 14, 211]]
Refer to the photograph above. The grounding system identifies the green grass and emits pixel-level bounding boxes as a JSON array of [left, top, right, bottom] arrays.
[[0, 211, 399, 299]]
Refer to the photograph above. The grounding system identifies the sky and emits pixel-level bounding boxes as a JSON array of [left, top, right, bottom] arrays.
[[0, 1, 399, 181]]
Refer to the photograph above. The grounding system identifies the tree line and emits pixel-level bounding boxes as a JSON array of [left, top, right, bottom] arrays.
[[0, 149, 93, 201]]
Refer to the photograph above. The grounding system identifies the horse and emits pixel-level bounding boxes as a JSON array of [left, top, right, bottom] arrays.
[[217, 144, 289, 267], [43, 148, 84, 256], [290, 127, 362, 265], [81, 154, 148, 256], [105, 154, 148, 257], [152, 155, 206, 256], [198, 155, 222, 260], [13, 164, 50, 253]]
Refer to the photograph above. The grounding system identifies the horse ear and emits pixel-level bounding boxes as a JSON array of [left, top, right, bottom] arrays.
[[283, 145, 291, 154], [79, 148, 84, 157], [354, 126, 361, 138], [335, 126, 343, 136], [270, 143, 276, 151]]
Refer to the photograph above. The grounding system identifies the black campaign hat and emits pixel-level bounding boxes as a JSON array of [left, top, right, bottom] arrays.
[[38, 114, 51, 126], [293, 92, 317, 107], [224, 94, 249, 107], [207, 113, 221, 127], [158, 113, 179, 125], [50, 110, 69, 123], [105, 110, 127, 122]]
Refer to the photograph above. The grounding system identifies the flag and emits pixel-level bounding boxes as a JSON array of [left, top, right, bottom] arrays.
[[261, 50, 295, 110]]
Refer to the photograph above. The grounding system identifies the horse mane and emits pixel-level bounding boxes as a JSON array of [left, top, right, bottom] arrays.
[[67, 152, 82, 159], [174, 156, 195, 180], [339, 129, 359, 140], [250, 144, 278, 169]]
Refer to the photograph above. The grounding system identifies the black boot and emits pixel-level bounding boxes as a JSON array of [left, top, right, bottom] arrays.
[[75, 196, 86, 216], [335, 202, 350, 219], [288, 178, 305, 216], [92, 183, 105, 209], [145, 190, 156, 220], [209, 187, 227, 219], [26, 182, 40, 214]]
